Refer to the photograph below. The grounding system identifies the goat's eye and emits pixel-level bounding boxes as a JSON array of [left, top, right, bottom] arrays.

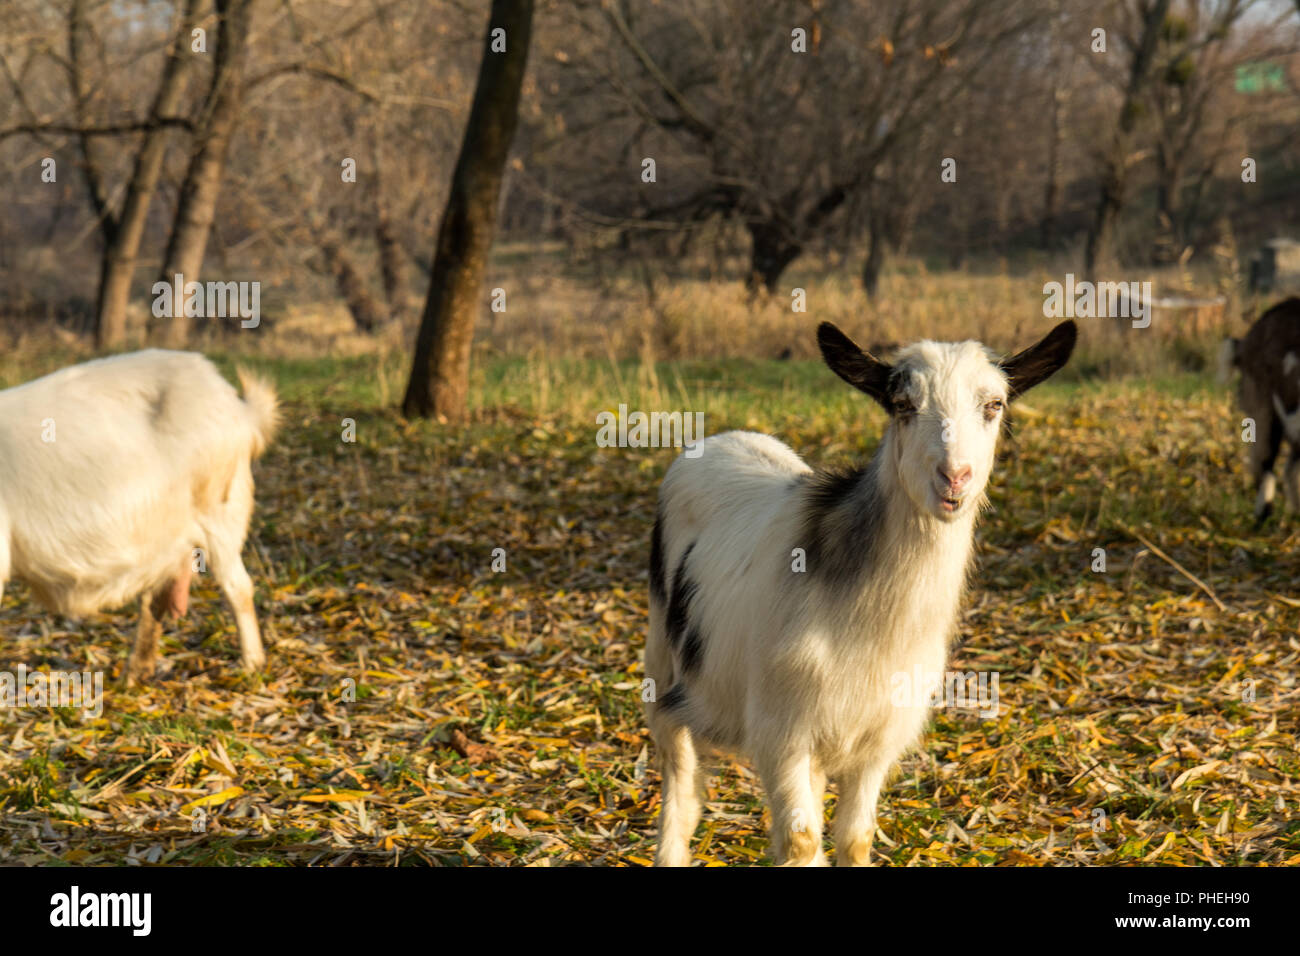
[[891, 398, 915, 417], [984, 399, 1004, 419]]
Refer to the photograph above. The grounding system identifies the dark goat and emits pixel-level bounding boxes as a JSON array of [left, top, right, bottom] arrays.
[[1222, 298, 1300, 522]]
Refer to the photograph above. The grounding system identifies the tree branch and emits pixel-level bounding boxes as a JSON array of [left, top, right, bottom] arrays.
[[243, 62, 380, 102], [0, 117, 197, 140]]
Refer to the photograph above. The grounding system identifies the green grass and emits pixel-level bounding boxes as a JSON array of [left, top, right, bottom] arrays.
[[197, 349, 1222, 426]]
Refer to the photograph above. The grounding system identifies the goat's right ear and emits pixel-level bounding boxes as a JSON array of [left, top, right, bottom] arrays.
[[817, 322, 893, 410]]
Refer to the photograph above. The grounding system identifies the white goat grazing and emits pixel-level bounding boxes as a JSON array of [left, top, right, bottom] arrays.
[[0, 350, 279, 683], [645, 320, 1076, 866]]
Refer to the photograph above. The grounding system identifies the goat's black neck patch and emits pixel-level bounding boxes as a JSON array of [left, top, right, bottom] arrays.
[[649, 507, 668, 605], [799, 453, 887, 590], [666, 541, 703, 672]]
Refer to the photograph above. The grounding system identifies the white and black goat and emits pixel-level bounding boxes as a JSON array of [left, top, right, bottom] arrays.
[[0, 350, 278, 683], [1220, 297, 1300, 523], [644, 320, 1076, 866]]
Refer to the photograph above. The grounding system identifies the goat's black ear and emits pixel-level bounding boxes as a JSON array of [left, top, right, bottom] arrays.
[[817, 322, 893, 410], [1001, 320, 1077, 400]]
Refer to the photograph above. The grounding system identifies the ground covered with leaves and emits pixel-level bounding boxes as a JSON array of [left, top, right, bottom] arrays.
[[1, 354, 1297, 865]]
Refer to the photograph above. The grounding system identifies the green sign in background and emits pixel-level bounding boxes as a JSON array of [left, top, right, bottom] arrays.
[[1235, 62, 1286, 94]]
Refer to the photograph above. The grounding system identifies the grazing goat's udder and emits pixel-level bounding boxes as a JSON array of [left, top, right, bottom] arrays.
[[152, 564, 192, 619]]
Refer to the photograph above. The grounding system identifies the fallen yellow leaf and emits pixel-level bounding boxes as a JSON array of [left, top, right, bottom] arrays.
[[180, 786, 245, 814], [299, 789, 371, 803]]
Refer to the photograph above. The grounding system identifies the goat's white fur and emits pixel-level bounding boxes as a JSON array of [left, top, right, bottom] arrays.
[[645, 325, 1073, 866], [0, 350, 278, 678]]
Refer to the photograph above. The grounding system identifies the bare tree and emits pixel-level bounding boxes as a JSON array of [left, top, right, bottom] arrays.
[[14, 0, 204, 347], [1040, 0, 1078, 249], [1146, 0, 1289, 262], [551, 0, 1041, 293], [92, 0, 202, 348], [151, 0, 255, 346], [403, 0, 535, 421], [1082, 0, 1173, 277]]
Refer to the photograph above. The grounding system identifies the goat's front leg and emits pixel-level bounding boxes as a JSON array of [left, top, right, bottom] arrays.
[[1284, 458, 1300, 513], [833, 762, 888, 866], [653, 722, 704, 867], [0, 533, 9, 607], [757, 748, 826, 866], [1249, 413, 1283, 523]]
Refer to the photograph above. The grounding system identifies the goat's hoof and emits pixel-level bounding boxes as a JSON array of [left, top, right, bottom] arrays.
[[653, 850, 693, 867], [836, 837, 876, 867], [776, 830, 825, 866], [240, 653, 266, 674], [124, 656, 156, 688]]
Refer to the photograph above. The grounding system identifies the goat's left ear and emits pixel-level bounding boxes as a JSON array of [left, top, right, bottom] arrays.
[[817, 322, 893, 411], [1000, 320, 1077, 400]]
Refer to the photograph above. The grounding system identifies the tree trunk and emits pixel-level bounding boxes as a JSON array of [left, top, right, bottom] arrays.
[[862, 215, 888, 299], [402, 0, 535, 421], [153, 0, 255, 347], [372, 137, 409, 324], [375, 203, 409, 323], [95, 0, 201, 349], [746, 220, 802, 293], [68, 0, 118, 344], [1154, 141, 1186, 262], [319, 233, 388, 333], [1083, 0, 1172, 279], [1041, 85, 1065, 250], [1083, 162, 1127, 278]]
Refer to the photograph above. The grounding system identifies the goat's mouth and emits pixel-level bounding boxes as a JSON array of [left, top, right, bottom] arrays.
[[934, 489, 965, 514]]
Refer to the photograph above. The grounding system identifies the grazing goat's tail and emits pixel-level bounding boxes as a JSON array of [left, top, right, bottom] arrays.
[[236, 367, 280, 457]]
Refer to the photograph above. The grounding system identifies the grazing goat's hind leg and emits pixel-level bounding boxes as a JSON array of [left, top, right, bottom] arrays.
[[125, 563, 191, 686], [209, 544, 264, 673], [201, 470, 265, 674], [126, 594, 163, 687]]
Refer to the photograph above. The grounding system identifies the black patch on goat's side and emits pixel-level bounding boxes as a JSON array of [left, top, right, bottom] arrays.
[[649, 507, 668, 605], [799, 456, 886, 590], [665, 542, 704, 672], [680, 625, 704, 673], [660, 683, 687, 710], [660, 685, 744, 749]]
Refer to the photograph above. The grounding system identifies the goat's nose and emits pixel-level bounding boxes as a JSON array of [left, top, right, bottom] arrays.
[[939, 463, 973, 492]]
